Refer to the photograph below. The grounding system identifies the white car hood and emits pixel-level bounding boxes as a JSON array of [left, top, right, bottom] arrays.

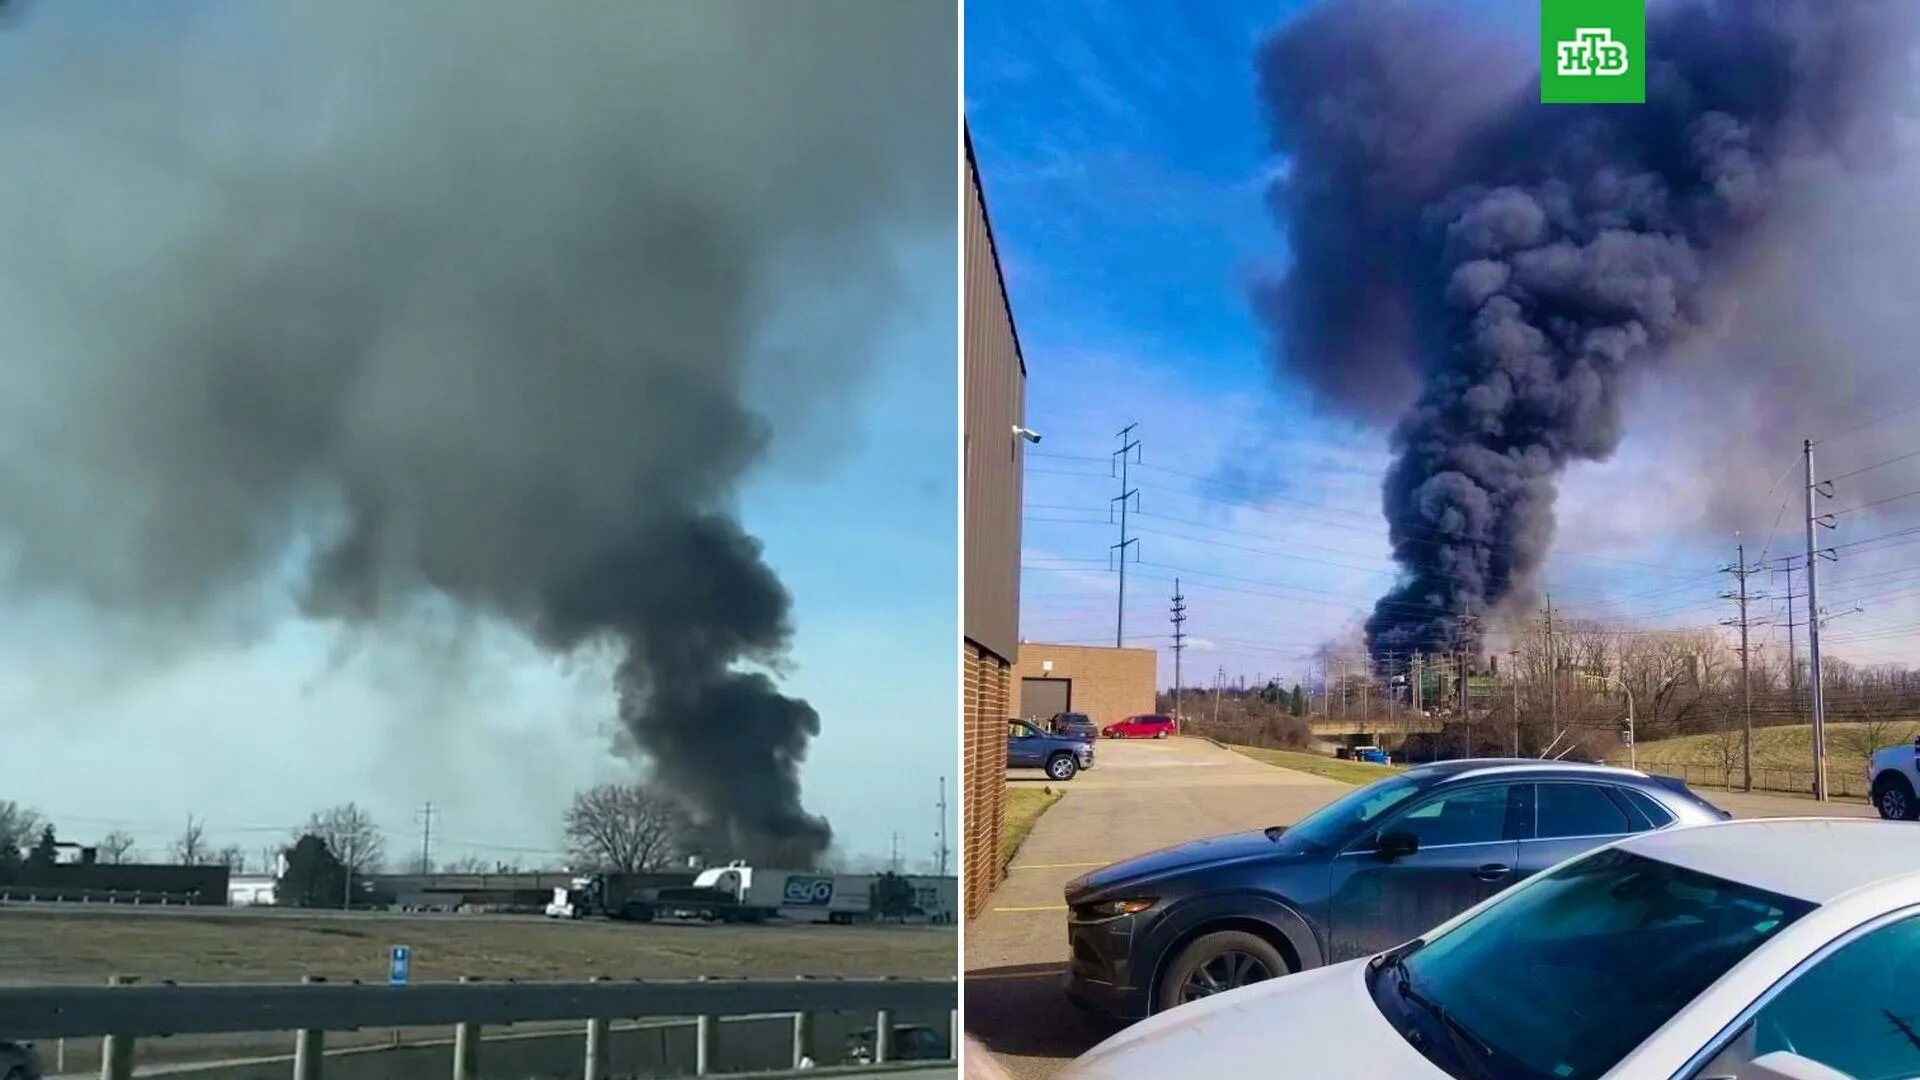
[[1057, 958, 1442, 1080]]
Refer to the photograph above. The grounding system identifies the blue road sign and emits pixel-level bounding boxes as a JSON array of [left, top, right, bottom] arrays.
[[389, 945, 411, 986]]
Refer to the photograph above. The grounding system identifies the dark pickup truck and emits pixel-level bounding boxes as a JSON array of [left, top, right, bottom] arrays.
[[1008, 719, 1094, 781]]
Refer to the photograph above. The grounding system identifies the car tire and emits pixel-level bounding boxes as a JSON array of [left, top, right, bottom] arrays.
[[1155, 731, 1168, 740], [1047, 753, 1078, 781], [1157, 930, 1290, 1013], [1874, 773, 1919, 821]]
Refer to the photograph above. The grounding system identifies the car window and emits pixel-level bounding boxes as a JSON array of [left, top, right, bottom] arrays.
[[1392, 848, 1814, 1080], [1536, 782, 1631, 839], [1008, 722, 1032, 739], [1613, 786, 1676, 831], [1714, 912, 1920, 1080], [1383, 784, 1516, 848]]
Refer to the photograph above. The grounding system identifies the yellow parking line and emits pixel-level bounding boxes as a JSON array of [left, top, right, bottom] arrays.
[[992, 903, 1069, 913], [1009, 861, 1106, 871]]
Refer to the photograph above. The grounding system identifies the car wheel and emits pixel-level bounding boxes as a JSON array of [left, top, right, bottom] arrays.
[[1155, 730, 1168, 739], [1047, 753, 1078, 781], [1875, 773, 1919, 821], [1157, 930, 1289, 1012]]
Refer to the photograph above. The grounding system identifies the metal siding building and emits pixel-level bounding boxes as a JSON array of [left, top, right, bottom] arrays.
[[962, 132, 1025, 920]]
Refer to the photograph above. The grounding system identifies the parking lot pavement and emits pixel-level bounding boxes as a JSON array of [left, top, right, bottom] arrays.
[[965, 738, 1879, 1080], [966, 737, 1348, 1080]]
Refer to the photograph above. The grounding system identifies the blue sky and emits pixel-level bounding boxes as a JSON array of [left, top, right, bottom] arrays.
[[967, 0, 1920, 690]]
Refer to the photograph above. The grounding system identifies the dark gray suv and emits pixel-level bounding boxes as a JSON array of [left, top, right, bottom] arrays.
[[1063, 759, 1729, 1019]]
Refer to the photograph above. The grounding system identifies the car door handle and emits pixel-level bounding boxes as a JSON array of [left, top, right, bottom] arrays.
[[1473, 864, 1512, 882]]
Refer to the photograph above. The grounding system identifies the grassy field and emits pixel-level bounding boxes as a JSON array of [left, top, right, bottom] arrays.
[[1615, 721, 1918, 797], [1001, 786, 1063, 871], [0, 907, 954, 986], [1227, 744, 1405, 786]]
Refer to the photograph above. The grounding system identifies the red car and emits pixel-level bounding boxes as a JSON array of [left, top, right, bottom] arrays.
[[1102, 713, 1176, 739]]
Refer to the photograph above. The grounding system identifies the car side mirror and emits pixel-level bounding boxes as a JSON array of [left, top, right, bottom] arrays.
[[1375, 830, 1420, 861], [1726, 1052, 1856, 1080]]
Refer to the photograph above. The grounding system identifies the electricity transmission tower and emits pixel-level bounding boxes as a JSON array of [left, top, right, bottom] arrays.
[[1110, 424, 1141, 647]]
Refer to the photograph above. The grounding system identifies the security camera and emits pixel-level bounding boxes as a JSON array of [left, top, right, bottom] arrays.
[[1012, 426, 1043, 444]]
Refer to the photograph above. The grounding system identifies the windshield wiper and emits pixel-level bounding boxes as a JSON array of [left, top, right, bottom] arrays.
[[1387, 957, 1496, 1080]]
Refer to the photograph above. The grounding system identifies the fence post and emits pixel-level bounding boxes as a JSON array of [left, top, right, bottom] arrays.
[[949, 1007, 959, 1061], [98, 975, 137, 1080], [582, 976, 609, 1080], [452, 975, 481, 1080], [875, 1007, 893, 1064], [293, 975, 326, 1080]]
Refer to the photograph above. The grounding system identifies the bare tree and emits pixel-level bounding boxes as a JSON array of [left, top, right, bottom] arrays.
[[300, 803, 386, 877], [212, 845, 245, 873], [0, 801, 42, 864], [97, 830, 138, 864], [563, 783, 687, 873], [439, 855, 492, 874], [172, 816, 209, 865]]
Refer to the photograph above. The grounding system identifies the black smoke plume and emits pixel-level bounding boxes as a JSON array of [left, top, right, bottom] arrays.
[[0, 1, 952, 864], [1255, 0, 1916, 669]]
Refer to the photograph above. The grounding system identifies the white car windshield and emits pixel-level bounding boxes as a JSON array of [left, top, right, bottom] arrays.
[[1382, 847, 1815, 1080]]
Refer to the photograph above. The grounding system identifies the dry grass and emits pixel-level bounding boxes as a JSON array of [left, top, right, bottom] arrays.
[[1617, 721, 1920, 798], [0, 907, 954, 987], [1226, 744, 1405, 786], [1000, 786, 1063, 872]]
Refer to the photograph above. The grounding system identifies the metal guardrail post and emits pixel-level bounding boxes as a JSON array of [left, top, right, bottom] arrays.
[[949, 1008, 959, 1061], [452, 976, 480, 1080], [693, 974, 716, 1077], [790, 1010, 813, 1069], [875, 1007, 893, 1064], [99, 975, 137, 1080], [694, 1013, 716, 1076], [293, 975, 326, 1080], [583, 976, 609, 1080]]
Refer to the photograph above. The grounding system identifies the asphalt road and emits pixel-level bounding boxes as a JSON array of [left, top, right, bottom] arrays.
[[964, 737, 1877, 1080]]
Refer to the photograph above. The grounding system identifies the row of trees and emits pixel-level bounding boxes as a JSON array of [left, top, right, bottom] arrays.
[[1179, 619, 1920, 765]]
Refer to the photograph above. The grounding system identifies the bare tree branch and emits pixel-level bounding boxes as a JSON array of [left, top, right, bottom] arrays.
[[563, 783, 687, 873]]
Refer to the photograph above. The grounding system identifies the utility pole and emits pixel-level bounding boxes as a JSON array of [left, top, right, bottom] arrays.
[[1774, 557, 1804, 715], [1545, 594, 1558, 742], [1511, 656, 1521, 757], [1212, 666, 1224, 724], [1338, 659, 1347, 721], [1170, 581, 1187, 725], [935, 777, 950, 877], [343, 834, 354, 911], [416, 801, 436, 874], [1721, 545, 1764, 792], [1804, 438, 1832, 801], [1111, 424, 1141, 648], [889, 832, 902, 875]]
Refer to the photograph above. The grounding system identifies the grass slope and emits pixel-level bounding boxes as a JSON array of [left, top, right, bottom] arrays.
[[1226, 744, 1404, 786], [1001, 786, 1064, 871]]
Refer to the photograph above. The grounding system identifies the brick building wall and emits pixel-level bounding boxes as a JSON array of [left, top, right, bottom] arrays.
[[1012, 643, 1157, 727], [962, 640, 1010, 919]]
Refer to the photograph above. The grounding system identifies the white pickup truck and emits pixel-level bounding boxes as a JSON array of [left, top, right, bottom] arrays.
[[1869, 736, 1920, 820]]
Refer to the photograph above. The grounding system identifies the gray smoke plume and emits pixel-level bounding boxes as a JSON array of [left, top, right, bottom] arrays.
[[0, 1, 952, 864], [1254, 0, 1917, 668]]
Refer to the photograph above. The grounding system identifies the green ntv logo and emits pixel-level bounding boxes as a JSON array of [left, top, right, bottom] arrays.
[[1541, 0, 1645, 104]]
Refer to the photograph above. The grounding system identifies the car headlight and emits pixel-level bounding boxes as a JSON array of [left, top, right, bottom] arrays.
[[1079, 898, 1155, 919]]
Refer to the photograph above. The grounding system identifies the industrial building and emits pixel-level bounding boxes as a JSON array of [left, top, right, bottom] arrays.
[[961, 130, 1025, 920], [1012, 643, 1157, 728]]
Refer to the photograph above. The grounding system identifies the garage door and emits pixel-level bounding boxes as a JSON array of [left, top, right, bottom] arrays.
[[1021, 677, 1070, 720]]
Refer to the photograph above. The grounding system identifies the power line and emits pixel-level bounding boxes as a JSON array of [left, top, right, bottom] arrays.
[[1825, 447, 1920, 483], [1813, 398, 1920, 445]]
